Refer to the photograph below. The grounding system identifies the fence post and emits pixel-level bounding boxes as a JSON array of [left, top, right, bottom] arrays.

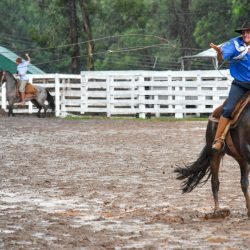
[[80, 72, 87, 115], [197, 72, 203, 117], [174, 74, 184, 119], [138, 75, 145, 119], [155, 94, 160, 118], [107, 76, 113, 117], [60, 78, 67, 117], [55, 73, 60, 117], [131, 77, 136, 115], [2, 83, 7, 111]]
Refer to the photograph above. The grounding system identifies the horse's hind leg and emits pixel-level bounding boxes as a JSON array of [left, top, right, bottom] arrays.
[[239, 163, 250, 217], [37, 104, 47, 118], [42, 105, 47, 118], [37, 107, 42, 118], [211, 153, 221, 211], [31, 100, 42, 118]]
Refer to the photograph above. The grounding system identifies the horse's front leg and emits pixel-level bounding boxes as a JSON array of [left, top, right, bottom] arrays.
[[211, 153, 221, 211], [205, 153, 230, 219], [240, 163, 250, 217], [8, 104, 15, 117]]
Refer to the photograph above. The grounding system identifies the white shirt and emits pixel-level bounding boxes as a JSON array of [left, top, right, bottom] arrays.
[[17, 61, 30, 80]]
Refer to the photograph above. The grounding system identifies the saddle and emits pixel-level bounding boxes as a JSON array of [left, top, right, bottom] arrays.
[[25, 83, 37, 96], [209, 91, 250, 160]]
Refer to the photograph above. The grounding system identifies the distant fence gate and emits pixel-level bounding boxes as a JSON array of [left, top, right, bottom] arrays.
[[0, 70, 232, 118]]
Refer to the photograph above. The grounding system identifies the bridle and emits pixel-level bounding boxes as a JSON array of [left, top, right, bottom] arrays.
[[0, 71, 5, 86]]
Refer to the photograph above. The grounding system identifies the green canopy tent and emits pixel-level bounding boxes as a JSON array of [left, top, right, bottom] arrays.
[[0, 45, 45, 74]]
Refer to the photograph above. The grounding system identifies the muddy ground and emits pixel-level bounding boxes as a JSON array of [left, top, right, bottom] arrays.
[[0, 114, 250, 249]]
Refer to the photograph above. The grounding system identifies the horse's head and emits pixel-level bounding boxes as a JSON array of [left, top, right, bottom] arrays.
[[0, 70, 6, 87]]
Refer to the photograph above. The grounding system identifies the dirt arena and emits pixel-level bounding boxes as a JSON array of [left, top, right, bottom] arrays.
[[0, 114, 250, 249]]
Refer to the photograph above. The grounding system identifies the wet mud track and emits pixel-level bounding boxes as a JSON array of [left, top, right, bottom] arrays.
[[0, 116, 250, 249]]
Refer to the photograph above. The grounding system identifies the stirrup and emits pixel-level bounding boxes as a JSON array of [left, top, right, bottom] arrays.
[[212, 138, 225, 152]]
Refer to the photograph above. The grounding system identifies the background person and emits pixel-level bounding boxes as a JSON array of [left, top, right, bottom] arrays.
[[16, 53, 31, 105]]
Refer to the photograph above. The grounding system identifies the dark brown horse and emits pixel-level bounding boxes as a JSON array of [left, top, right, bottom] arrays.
[[175, 107, 250, 218]]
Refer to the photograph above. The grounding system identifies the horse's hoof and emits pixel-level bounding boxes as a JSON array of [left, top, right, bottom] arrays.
[[205, 208, 230, 219]]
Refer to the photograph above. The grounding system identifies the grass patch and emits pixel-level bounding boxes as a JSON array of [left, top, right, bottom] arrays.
[[63, 114, 208, 122]]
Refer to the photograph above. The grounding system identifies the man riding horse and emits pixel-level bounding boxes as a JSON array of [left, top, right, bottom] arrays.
[[210, 20, 250, 152], [175, 21, 250, 218]]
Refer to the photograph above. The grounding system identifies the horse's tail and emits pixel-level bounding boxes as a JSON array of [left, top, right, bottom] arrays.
[[46, 89, 55, 111], [174, 144, 212, 193]]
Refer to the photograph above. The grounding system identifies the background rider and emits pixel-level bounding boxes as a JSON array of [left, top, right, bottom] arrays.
[[15, 53, 31, 105]]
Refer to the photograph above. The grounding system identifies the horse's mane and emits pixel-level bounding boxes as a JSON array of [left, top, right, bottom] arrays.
[[5, 70, 15, 79]]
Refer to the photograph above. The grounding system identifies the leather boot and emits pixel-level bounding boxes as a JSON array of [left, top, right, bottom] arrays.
[[212, 116, 231, 152]]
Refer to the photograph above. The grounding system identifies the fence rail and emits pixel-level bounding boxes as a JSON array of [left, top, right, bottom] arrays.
[[0, 70, 232, 118]]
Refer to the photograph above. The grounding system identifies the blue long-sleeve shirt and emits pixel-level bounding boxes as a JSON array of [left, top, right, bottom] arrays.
[[222, 36, 250, 82]]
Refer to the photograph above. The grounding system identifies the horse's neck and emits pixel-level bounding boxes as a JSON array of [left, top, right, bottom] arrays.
[[5, 72, 18, 93], [5, 72, 17, 86]]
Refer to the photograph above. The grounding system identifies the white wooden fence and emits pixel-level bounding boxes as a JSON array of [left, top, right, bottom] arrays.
[[0, 70, 232, 118]]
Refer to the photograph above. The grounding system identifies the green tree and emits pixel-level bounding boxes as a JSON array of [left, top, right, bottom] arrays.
[[232, 0, 250, 25], [1, 0, 246, 72], [192, 0, 234, 48]]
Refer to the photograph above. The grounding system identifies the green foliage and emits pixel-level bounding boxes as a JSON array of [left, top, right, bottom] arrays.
[[232, 0, 250, 23], [192, 0, 234, 48], [0, 0, 247, 73]]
